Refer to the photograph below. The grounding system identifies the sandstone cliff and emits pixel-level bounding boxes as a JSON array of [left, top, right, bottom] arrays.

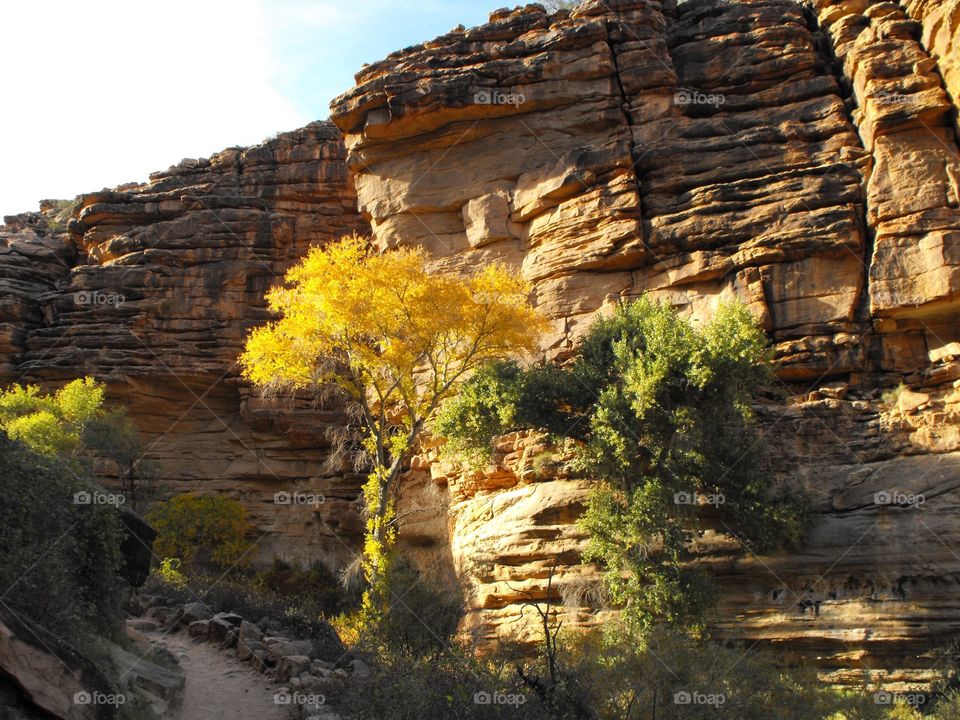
[[3, 0, 960, 690], [0, 122, 370, 565], [329, 0, 960, 688]]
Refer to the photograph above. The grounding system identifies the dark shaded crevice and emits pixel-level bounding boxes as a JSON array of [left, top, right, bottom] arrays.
[[601, 15, 654, 251], [801, 1, 878, 374]]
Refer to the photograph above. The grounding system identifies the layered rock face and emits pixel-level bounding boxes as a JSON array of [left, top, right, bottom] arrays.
[[3, 0, 960, 691], [0, 122, 370, 564], [331, 0, 960, 687]]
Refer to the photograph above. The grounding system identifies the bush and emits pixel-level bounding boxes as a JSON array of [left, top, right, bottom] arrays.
[[146, 494, 255, 573], [437, 297, 808, 635], [0, 437, 124, 645], [337, 645, 549, 720], [252, 557, 350, 617], [0, 378, 104, 457], [337, 620, 912, 720], [352, 559, 465, 658]]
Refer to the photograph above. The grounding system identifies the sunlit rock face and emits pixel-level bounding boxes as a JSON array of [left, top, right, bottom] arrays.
[[0, 122, 371, 565], [3, 0, 960, 689], [331, 0, 960, 687]]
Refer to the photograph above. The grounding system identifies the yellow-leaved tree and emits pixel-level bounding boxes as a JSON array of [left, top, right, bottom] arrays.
[[240, 234, 545, 620]]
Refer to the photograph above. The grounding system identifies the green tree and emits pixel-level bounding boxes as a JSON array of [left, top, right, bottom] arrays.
[[0, 378, 153, 507], [0, 377, 104, 456], [436, 297, 807, 635]]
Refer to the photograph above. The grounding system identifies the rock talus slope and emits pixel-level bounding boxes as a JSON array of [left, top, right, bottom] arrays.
[[330, 0, 960, 686]]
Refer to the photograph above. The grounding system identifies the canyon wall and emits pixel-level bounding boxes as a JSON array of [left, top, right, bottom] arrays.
[[330, 0, 960, 688], [3, 0, 960, 689], [0, 122, 371, 565]]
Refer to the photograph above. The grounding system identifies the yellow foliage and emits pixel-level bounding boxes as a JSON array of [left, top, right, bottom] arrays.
[[240, 234, 545, 426], [146, 494, 255, 572], [240, 235, 545, 621], [155, 557, 188, 589]]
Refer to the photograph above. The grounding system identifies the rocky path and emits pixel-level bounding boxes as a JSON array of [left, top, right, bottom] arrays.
[[148, 630, 293, 720]]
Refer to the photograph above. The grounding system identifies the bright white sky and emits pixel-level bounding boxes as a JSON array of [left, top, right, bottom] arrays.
[[0, 0, 493, 216]]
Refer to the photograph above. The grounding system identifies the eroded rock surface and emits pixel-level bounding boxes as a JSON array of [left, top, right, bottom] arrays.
[[4, 0, 960, 690], [0, 122, 370, 564], [330, 0, 960, 687]]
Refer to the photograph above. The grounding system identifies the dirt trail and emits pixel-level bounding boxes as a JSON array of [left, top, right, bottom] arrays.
[[149, 630, 293, 720]]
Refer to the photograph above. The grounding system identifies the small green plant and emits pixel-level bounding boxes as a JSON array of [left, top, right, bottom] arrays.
[[881, 383, 906, 410], [155, 558, 187, 588]]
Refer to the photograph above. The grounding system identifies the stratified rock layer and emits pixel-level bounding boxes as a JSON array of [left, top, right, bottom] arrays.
[[3, 0, 960, 690], [0, 122, 370, 564], [331, 0, 960, 687]]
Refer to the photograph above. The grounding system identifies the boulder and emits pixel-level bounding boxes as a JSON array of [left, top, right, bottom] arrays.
[[263, 637, 313, 664], [0, 608, 118, 720], [251, 649, 270, 674], [237, 638, 263, 662], [187, 620, 209, 640], [181, 602, 213, 623], [276, 655, 311, 683], [208, 613, 242, 643]]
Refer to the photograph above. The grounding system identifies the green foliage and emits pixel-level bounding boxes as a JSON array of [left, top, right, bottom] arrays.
[[530, 624, 894, 720], [252, 557, 350, 617], [0, 436, 124, 644], [0, 378, 104, 456], [0, 379, 152, 506], [338, 618, 914, 720], [155, 558, 187, 588], [144, 558, 352, 643], [82, 409, 156, 509], [355, 559, 465, 658], [436, 297, 808, 635], [146, 494, 255, 573], [337, 644, 545, 720]]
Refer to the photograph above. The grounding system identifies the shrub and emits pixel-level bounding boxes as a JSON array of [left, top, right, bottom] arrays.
[[155, 557, 187, 588], [337, 644, 549, 720], [0, 378, 104, 457], [437, 297, 808, 635], [252, 557, 350, 617], [144, 557, 353, 642], [0, 379, 153, 507], [0, 437, 124, 645], [146, 494, 254, 573], [354, 559, 465, 658], [338, 619, 909, 720]]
